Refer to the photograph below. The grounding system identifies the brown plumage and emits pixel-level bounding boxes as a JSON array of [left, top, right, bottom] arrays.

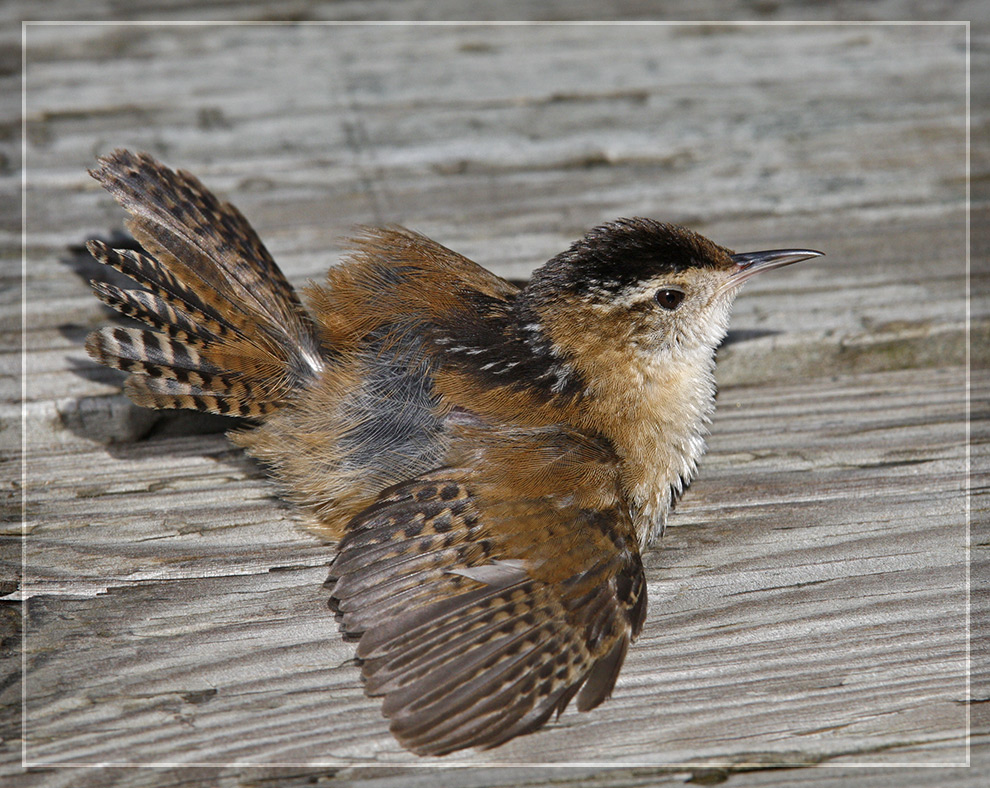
[[84, 149, 821, 756]]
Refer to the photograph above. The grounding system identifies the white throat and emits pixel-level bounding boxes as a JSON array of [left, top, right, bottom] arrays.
[[625, 344, 718, 548]]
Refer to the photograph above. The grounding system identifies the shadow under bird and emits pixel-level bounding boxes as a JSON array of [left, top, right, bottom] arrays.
[[84, 149, 822, 756]]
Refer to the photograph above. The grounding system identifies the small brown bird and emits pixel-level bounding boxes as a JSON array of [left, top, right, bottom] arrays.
[[84, 149, 821, 756]]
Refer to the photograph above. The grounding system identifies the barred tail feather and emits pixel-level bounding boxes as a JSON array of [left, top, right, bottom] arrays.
[[125, 376, 277, 418], [90, 150, 316, 352], [90, 279, 213, 347], [87, 241, 239, 341], [86, 149, 326, 419]]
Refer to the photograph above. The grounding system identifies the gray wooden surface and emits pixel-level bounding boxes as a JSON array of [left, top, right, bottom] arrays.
[[5, 14, 986, 788]]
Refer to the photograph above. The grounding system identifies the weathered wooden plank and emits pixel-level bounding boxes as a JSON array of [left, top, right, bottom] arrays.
[[4, 15, 980, 787]]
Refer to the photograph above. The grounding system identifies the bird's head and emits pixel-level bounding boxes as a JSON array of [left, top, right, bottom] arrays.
[[523, 218, 822, 376]]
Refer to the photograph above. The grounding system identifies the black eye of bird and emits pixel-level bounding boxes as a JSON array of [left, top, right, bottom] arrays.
[[654, 288, 685, 310]]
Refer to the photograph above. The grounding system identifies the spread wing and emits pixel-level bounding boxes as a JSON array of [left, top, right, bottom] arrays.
[[328, 427, 647, 756]]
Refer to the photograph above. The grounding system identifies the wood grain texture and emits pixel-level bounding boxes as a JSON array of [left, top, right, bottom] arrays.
[[5, 11, 985, 787]]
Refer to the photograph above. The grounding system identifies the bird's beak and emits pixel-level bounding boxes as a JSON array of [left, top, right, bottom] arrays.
[[728, 248, 824, 288]]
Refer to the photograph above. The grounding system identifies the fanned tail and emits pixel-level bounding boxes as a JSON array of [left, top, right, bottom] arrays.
[[85, 149, 324, 418]]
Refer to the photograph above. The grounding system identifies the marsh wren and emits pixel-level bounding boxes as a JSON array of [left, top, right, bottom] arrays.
[[85, 150, 822, 756]]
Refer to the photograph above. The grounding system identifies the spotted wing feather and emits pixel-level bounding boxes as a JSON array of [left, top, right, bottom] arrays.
[[329, 465, 646, 756]]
